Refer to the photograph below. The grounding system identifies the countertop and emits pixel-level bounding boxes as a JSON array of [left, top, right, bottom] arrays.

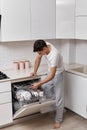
[[1, 64, 48, 82], [0, 63, 85, 83]]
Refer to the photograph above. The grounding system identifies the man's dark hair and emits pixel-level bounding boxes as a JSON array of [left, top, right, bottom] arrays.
[[33, 40, 47, 52]]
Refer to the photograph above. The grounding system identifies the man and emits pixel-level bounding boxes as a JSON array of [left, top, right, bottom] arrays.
[[31, 40, 64, 129]]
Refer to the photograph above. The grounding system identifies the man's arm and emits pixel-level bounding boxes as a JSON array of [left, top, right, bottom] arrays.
[[32, 54, 42, 76], [31, 66, 57, 89], [40, 66, 56, 85]]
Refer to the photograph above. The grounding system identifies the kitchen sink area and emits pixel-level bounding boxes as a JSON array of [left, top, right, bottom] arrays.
[[71, 66, 87, 74], [66, 65, 87, 77]]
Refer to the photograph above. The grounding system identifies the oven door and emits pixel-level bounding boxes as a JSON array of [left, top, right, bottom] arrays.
[[13, 99, 56, 119]]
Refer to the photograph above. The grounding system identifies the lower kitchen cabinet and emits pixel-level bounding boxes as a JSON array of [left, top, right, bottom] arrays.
[[0, 103, 13, 126], [65, 72, 87, 119], [0, 81, 13, 127]]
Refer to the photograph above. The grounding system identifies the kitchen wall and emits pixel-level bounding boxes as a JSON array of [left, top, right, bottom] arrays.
[[0, 39, 60, 70], [61, 39, 87, 66], [60, 39, 76, 64], [1, 39, 87, 70]]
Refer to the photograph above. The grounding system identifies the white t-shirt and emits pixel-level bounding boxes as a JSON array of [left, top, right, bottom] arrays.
[[44, 42, 64, 74]]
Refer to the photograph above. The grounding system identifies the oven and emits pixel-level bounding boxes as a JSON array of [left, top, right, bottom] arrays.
[[11, 77, 56, 119]]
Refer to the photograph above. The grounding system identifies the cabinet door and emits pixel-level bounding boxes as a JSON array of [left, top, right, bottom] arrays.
[[30, 0, 56, 39], [56, 0, 75, 39], [1, 0, 31, 41], [65, 72, 87, 119], [76, 17, 87, 39], [76, 0, 87, 16], [0, 103, 13, 126]]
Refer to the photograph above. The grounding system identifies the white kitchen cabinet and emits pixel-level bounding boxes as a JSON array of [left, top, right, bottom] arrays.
[[75, 0, 87, 39], [76, 0, 87, 16], [65, 72, 87, 119], [0, 103, 12, 126], [56, 0, 75, 39], [0, 81, 13, 126], [0, 0, 56, 41], [1, 0, 31, 41], [76, 17, 87, 40], [30, 0, 56, 39]]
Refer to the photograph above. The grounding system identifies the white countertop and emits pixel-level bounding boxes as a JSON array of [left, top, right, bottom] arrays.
[[64, 63, 83, 70], [1, 64, 48, 82], [64, 63, 87, 78], [0, 63, 86, 83]]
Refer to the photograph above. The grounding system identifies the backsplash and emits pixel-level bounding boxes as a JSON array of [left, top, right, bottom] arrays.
[[76, 40, 87, 65], [0, 39, 62, 70], [1, 39, 86, 70]]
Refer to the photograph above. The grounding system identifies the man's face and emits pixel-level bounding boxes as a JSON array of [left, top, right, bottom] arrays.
[[37, 50, 45, 56], [37, 47, 46, 56]]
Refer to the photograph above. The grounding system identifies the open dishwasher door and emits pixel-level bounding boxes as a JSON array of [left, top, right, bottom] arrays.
[[13, 99, 56, 119], [12, 78, 56, 119], [13, 102, 40, 119]]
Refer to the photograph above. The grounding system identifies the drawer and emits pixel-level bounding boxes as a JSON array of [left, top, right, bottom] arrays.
[[0, 92, 11, 104], [0, 81, 11, 92]]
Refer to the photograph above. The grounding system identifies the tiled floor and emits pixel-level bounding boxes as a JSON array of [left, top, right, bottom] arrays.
[[1, 110, 87, 130]]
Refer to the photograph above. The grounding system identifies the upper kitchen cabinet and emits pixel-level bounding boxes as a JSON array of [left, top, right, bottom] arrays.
[[30, 0, 56, 40], [56, 0, 75, 39], [0, 0, 31, 41], [0, 0, 56, 41], [76, 0, 87, 16], [76, 17, 87, 40], [75, 0, 87, 39]]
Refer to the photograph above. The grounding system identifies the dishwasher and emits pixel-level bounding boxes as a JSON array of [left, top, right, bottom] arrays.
[[12, 77, 56, 120]]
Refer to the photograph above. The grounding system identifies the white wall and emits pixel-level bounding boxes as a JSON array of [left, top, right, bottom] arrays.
[[0, 39, 77, 70], [76, 40, 87, 65], [0, 41, 35, 69], [60, 39, 76, 64], [0, 40, 61, 70]]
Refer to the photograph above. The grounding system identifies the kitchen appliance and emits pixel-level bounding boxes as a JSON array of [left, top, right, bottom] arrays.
[[12, 77, 56, 119], [0, 71, 9, 80]]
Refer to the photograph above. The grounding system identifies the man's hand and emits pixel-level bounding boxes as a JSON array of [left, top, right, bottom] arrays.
[[30, 72, 37, 77], [31, 82, 41, 90]]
